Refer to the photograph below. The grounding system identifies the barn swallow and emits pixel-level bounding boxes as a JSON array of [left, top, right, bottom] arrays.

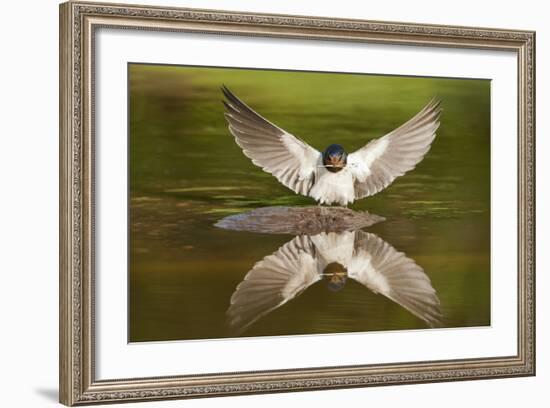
[[222, 86, 441, 206]]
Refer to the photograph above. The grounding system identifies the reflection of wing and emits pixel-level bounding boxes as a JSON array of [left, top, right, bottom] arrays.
[[222, 86, 322, 196], [348, 98, 441, 199], [227, 235, 321, 333], [348, 231, 442, 327]]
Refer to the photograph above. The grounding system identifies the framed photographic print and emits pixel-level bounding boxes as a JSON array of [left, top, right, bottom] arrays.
[[59, 1, 536, 405]]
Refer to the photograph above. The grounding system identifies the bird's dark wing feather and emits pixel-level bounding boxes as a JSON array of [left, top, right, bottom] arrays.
[[348, 98, 442, 199], [222, 86, 321, 196]]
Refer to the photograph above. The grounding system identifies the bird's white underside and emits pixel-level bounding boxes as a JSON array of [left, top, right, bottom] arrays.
[[309, 165, 356, 206]]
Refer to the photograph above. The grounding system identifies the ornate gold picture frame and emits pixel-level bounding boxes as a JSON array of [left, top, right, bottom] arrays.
[[59, 1, 535, 405]]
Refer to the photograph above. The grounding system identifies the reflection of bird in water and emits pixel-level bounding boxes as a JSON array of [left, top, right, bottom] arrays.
[[222, 86, 441, 206], [227, 231, 442, 334]]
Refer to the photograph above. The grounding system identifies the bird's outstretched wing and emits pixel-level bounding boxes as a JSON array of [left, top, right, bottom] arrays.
[[348, 98, 442, 199], [222, 86, 321, 196], [227, 235, 321, 334], [348, 231, 442, 327]]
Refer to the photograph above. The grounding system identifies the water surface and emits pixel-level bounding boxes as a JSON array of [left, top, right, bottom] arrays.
[[129, 64, 491, 342]]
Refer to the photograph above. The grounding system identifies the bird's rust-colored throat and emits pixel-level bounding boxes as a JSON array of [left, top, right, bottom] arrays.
[[324, 156, 346, 173]]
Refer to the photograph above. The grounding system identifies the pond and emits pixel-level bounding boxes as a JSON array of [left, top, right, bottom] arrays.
[[128, 64, 491, 342]]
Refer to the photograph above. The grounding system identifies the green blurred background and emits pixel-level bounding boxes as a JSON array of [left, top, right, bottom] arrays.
[[129, 63, 491, 342]]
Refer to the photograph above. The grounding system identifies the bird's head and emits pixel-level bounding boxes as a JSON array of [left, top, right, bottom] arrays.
[[323, 262, 348, 292], [322, 144, 347, 173]]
